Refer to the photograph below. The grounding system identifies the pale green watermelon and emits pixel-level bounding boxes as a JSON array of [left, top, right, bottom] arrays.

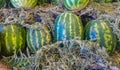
[[10, 0, 38, 8]]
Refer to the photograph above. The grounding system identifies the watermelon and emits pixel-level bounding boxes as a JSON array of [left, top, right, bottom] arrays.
[[95, 0, 112, 3], [54, 12, 83, 42], [0, 0, 6, 9], [84, 20, 117, 53], [0, 24, 26, 56], [63, 0, 89, 11], [27, 23, 52, 53], [10, 0, 38, 8]]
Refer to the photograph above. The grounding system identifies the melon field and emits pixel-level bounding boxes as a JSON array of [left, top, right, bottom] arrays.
[[0, 0, 120, 70]]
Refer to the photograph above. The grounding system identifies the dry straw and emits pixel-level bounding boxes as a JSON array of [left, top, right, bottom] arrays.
[[0, 1, 120, 70]]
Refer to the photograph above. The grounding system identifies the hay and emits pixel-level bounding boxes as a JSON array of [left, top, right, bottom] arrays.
[[110, 52, 120, 67], [0, 40, 109, 70], [0, 2, 120, 70]]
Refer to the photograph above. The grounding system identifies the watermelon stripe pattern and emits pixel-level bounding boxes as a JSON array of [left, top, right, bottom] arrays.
[[85, 20, 117, 53], [27, 24, 52, 53], [63, 0, 89, 11], [0, 24, 26, 56], [10, 0, 38, 8], [0, 0, 6, 9], [54, 12, 83, 42]]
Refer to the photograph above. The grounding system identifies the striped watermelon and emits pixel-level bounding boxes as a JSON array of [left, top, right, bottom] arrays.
[[0, 0, 6, 9], [27, 23, 52, 53], [54, 12, 83, 42], [0, 24, 26, 56], [95, 0, 112, 3], [63, 0, 89, 11], [85, 20, 117, 53], [10, 0, 38, 8]]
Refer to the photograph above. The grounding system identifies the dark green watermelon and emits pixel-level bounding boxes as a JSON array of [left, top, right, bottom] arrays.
[[54, 12, 83, 42], [27, 23, 52, 53], [0, 24, 26, 56], [0, 0, 6, 9], [84, 20, 117, 53]]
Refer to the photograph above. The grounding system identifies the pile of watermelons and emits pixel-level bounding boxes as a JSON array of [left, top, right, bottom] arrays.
[[0, 0, 120, 70]]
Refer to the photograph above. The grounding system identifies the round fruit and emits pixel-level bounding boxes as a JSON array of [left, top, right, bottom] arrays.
[[10, 0, 38, 8], [63, 0, 89, 11], [27, 23, 52, 53], [0, 24, 26, 56], [54, 12, 83, 42], [84, 20, 117, 53], [0, 0, 6, 9]]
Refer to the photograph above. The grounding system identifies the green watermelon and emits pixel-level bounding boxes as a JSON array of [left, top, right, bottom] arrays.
[[84, 20, 117, 53], [54, 12, 83, 42], [10, 0, 38, 8], [63, 0, 89, 11], [0, 0, 6, 9], [27, 23, 52, 53], [95, 0, 112, 3], [0, 24, 26, 56]]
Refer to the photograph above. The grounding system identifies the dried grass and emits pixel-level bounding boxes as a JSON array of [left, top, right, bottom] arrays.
[[0, 1, 120, 70]]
